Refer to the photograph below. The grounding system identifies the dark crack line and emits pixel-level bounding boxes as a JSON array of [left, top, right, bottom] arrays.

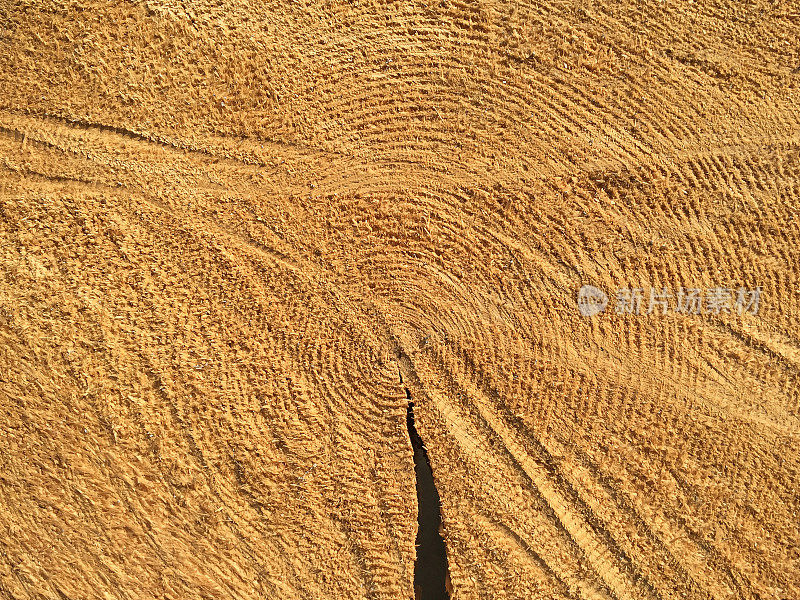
[[405, 386, 450, 600]]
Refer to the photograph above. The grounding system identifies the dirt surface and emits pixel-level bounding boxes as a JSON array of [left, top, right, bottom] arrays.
[[1, 0, 799, 598]]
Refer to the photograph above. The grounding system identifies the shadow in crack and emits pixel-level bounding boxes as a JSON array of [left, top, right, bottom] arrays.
[[406, 392, 450, 600]]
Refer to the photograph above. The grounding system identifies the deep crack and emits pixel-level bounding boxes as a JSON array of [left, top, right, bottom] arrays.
[[405, 387, 450, 600]]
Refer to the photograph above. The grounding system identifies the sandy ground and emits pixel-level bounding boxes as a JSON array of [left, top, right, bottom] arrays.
[[1, 0, 799, 598]]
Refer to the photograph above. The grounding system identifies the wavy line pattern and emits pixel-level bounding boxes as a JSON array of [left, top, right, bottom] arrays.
[[1, 0, 799, 598]]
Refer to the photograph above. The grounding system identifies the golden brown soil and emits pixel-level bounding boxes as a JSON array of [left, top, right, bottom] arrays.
[[1, 1, 799, 598]]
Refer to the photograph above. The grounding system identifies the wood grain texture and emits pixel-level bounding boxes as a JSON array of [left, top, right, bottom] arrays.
[[1, 0, 799, 598]]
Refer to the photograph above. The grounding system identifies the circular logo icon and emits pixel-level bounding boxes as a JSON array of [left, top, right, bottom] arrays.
[[577, 285, 608, 317]]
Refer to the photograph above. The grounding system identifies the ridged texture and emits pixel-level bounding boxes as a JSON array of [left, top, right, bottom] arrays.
[[0, 0, 798, 598]]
